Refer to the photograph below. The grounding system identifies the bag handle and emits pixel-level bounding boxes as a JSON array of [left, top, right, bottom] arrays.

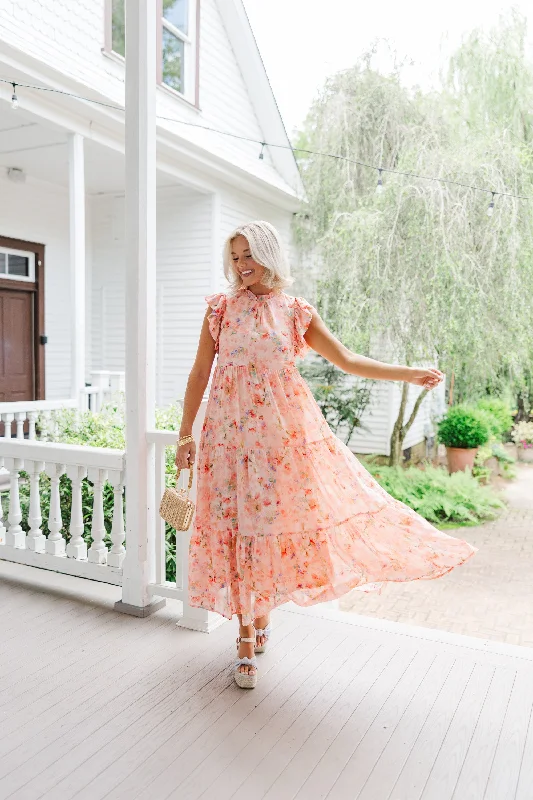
[[176, 466, 194, 492]]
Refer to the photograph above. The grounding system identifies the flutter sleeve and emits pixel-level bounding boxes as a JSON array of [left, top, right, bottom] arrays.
[[293, 296, 315, 359], [205, 292, 227, 353]]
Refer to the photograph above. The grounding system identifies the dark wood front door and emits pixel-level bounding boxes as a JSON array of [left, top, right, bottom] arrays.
[[0, 236, 45, 403], [0, 287, 34, 401]]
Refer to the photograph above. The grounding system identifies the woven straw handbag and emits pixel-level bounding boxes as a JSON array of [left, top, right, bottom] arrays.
[[159, 467, 195, 531]]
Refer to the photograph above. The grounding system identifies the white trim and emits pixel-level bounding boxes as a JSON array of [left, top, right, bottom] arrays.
[[68, 132, 86, 407], [0, 246, 35, 282], [217, 0, 303, 196]]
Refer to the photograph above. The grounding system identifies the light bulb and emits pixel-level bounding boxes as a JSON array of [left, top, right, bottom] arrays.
[[11, 83, 18, 109], [487, 203, 494, 217], [376, 169, 383, 194]]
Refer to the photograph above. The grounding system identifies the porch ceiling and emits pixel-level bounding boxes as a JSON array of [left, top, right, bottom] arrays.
[[0, 104, 176, 195]]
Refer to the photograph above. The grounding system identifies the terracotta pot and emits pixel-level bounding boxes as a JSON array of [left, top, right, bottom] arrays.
[[446, 446, 478, 474], [517, 445, 533, 463]]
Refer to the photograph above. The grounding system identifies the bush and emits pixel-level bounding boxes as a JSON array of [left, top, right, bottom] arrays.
[[437, 405, 491, 449], [363, 461, 504, 526], [511, 421, 533, 447], [0, 397, 183, 583], [475, 398, 514, 438]]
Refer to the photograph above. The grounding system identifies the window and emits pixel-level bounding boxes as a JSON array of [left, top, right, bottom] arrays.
[[0, 247, 35, 282], [106, 0, 199, 105]]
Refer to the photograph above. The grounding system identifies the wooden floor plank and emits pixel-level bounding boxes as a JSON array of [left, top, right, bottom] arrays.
[[238, 640, 393, 800], [46, 617, 300, 800], [386, 658, 475, 800], [420, 663, 495, 800], [452, 666, 517, 800], [356, 653, 457, 800], [3, 566, 533, 800], [141, 627, 343, 800], [290, 645, 420, 800], [484, 670, 533, 800], [198, 634, 376, 800], [326, 649, 439, 800]]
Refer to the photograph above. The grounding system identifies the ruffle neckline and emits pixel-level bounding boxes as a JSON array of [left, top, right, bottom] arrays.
[[238, 286, 283, 301]]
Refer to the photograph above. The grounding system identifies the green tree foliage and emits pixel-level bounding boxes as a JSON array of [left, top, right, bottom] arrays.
[[293, 12, 533, 463]]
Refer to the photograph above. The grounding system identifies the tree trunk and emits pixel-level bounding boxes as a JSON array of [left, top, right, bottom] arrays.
[[389, 382, 430, 467]]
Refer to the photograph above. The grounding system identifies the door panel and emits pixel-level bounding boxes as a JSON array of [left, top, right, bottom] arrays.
[[0, 289, 34, 401]]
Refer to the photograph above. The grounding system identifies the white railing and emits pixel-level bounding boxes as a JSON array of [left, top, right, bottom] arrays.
[[83, 371, 126, 413], [0, 438, 126, 584], [0, 399, 78, 440], [144, 399, 222, 632], [0, 397, 220, 631]]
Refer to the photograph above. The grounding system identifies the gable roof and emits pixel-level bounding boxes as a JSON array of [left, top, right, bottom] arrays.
[[216, 0, 303, 197]]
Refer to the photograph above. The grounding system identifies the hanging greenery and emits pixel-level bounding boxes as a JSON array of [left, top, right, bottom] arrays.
[[293, 11, 533, 465]]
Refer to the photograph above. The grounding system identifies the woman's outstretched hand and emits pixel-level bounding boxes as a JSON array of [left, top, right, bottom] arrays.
[[175, 439, 196, 471], [407, 367, 444, 390]]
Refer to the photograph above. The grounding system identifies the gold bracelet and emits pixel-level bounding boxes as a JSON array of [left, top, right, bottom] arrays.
[[178, 435, 194, 446]]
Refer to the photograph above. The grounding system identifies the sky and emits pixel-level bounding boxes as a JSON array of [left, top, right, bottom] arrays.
[[242, 0, 532, 137]]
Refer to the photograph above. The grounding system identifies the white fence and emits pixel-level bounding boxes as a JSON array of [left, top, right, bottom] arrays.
[[0, 399, 218, 631], [0, 371, 126, 441]]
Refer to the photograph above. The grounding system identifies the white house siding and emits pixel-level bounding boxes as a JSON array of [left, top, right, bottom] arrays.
[[90, 185, 213, 406], [0, 172, 83, 400], [0, 0, 288, 193]]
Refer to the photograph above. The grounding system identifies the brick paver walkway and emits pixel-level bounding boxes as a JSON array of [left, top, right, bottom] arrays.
[[339, 464, 533, 648]]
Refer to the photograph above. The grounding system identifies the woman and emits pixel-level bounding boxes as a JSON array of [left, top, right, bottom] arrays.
[[175, 220, 477, 689]]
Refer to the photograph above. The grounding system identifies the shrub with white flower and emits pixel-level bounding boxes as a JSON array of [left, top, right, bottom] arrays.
[[511, 421, 533, 448]]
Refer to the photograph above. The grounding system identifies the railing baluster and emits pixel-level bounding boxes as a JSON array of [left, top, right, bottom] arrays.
[[44, 462, 66, 556], [26, 459, 46, 552], [0, 462, 6, 543], [87, 468, 108, 564], [108, 469, 126, 568], [27, 411, 38, 440], [5, 457, 25, 547], [2, 413, 14, 439], [66, 465, 88, 560], [15, 412, 26, 440]]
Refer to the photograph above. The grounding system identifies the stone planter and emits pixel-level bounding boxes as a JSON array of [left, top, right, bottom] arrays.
[[446, 446, 478, 474], [517, 444, 533, 463]]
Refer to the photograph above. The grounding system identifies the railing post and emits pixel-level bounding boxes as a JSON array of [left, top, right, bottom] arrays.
[[27, 411, 38, 440], [15, 412, 26, 440], [2, 413, 14, 439], [115, 0, 164, 619]]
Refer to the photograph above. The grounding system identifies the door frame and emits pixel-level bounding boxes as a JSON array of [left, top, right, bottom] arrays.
[[0, 235, 46, 400]]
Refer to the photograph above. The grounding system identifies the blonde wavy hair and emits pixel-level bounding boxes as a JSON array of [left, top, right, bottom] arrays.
[[223, 220, 295, 295]]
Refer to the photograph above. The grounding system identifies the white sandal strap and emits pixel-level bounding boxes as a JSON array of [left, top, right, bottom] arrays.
[[237, 636, 256, 644], [255, 625, 271, 637], [235, 655, 257, 668]]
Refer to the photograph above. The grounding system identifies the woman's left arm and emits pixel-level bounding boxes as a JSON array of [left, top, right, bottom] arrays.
[[304, 308, 444, 389]]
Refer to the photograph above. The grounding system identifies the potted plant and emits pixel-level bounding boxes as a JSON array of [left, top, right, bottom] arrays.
[[437, 405, 491, 474], [511, 421, 533, 463]]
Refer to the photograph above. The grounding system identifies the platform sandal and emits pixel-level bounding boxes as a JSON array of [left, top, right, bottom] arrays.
[[254, 622, 272, 654], [235, 634, 258, 689]]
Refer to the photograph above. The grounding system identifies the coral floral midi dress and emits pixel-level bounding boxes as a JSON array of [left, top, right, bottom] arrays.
[[188, 285, 477, 623]]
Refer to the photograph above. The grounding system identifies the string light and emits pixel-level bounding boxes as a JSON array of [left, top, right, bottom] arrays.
[[376, 168, 384, 194], [2, 77, 531, 209]]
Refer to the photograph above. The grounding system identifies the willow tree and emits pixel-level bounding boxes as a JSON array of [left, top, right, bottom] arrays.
[[293, 13, 533, 465]]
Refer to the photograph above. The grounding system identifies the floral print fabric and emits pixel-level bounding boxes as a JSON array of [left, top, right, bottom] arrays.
[[188, 285, 478, 621]]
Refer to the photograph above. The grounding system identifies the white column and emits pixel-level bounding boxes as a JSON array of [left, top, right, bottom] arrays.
[[68, 132, 86, 410], [115, 0, 164, 617]]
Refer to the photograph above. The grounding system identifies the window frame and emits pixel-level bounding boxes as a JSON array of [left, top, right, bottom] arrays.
[[0, 246, 36, 284], [104, 0, 200, 109]]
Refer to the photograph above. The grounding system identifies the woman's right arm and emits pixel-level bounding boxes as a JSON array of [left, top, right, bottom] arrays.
[[175, 308, 216, 470]]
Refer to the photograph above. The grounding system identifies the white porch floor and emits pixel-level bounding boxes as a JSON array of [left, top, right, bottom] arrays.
[[1, 560, 533, 800]]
